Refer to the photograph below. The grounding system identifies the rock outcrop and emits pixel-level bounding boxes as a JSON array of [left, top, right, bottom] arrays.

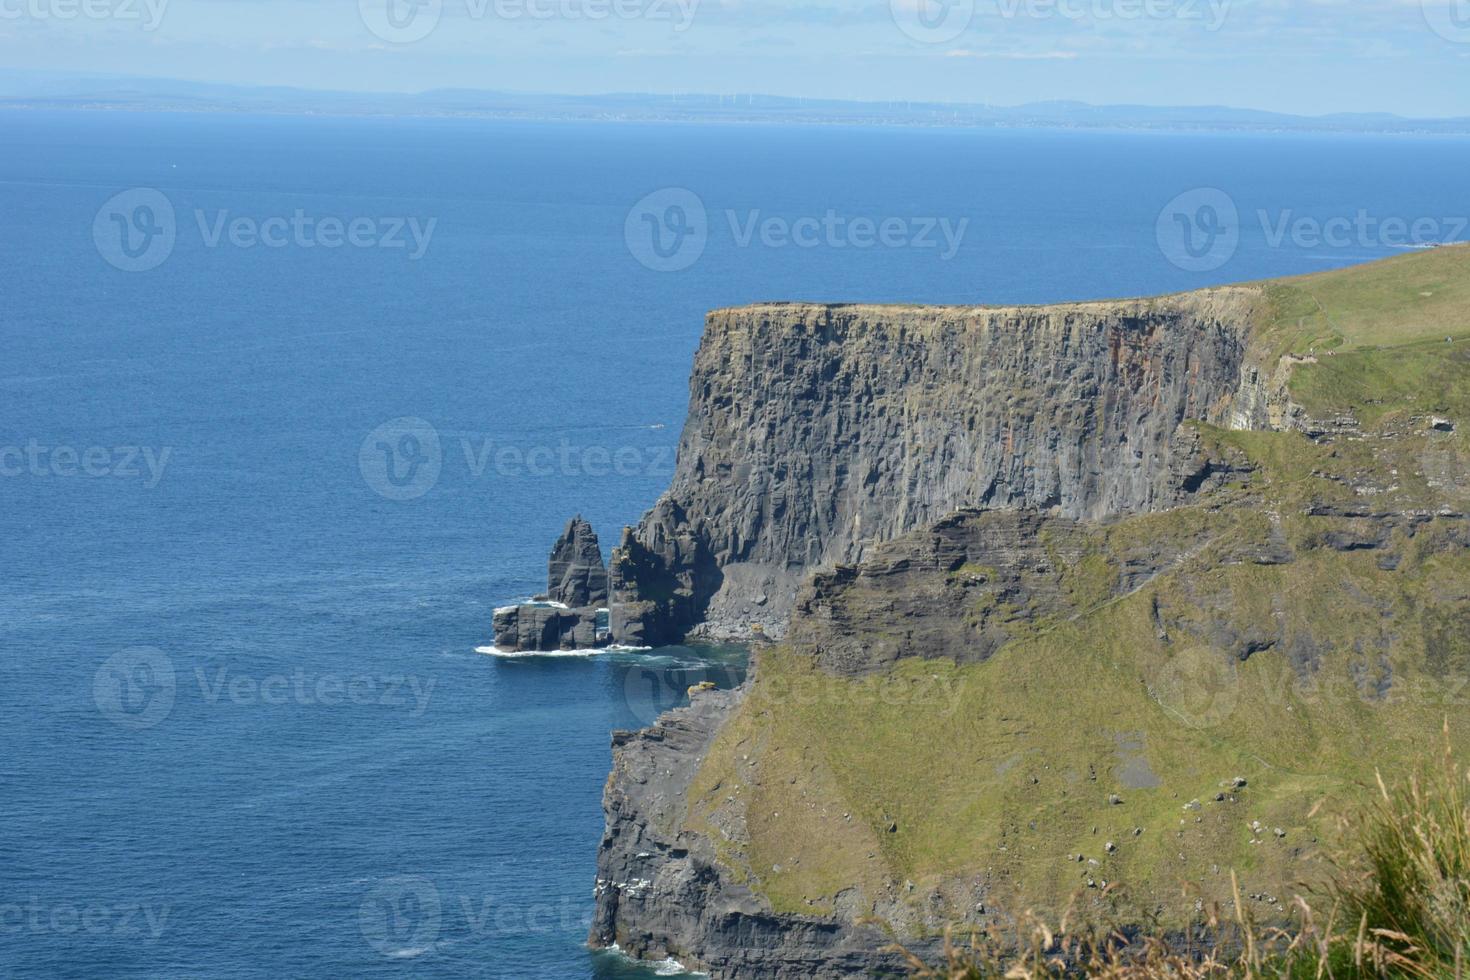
[[492, 519, 610, 652], [610, 292, 1259, 644], [588, 251, 1470, 976], [548, 516, 609, 608], [492, 603, 601, 651], [591, 684, 939, 978]]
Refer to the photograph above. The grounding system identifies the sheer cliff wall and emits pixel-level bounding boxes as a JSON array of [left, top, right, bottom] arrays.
[[612, 289, 1263, 644]]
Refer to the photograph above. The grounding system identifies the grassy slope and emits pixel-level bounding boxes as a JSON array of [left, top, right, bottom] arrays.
[[1257, 244, 1470, 425], [683, 246, 1470, 932]]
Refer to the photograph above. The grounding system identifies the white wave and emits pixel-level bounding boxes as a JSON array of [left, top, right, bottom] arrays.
[[387, 946, 431, 959], [475, 643, 655, 658], [493, 599, 571, 614], [475, 646, 603, 658], [594, 943, 706, 977]]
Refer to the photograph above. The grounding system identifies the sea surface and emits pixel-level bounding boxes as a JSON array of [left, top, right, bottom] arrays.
[[1, 111, 1466, 977]]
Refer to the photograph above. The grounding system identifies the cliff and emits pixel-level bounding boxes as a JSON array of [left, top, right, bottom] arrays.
[[591, 246, 1470, 977], [611, 290, 1261, 644]]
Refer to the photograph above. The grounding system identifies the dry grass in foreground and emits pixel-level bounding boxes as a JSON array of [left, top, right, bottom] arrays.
[[892, 724, 1470, 978]]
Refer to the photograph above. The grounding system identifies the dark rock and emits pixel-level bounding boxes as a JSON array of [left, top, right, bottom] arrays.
[[611, 298, 1255, 644], [589, 682, 933, 978], [492, 604, 599, 652], [787, 508, 1213, 677], [548, 516, 609, 608]]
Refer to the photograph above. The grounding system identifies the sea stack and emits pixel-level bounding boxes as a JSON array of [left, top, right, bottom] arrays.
[[547, 516, 609, 608], [492, 517, 612, 652]]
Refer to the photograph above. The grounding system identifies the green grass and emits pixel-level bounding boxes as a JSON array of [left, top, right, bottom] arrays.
[[1257, 244, 1470, 353], [1244, 245, 1470, 426], [893, 734, 1470, 977], [685, 486, 1470, 930], [1287, 337, 1470, 428], [683, 246, 1470, 940]]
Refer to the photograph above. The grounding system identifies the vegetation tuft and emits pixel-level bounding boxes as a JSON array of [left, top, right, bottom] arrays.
[[894, 725, 1470, 978]]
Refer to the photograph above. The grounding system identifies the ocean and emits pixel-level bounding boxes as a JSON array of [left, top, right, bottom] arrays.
[[1, 110, 1466, 977]]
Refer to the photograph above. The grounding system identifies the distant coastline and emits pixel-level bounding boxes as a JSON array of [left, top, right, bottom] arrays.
[[5, 73, 1470, 135]]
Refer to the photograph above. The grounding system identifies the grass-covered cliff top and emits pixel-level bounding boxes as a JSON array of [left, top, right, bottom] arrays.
[[710, 244, 1470, 432], [682, 244, 1470, 937], [710, 244, 1470, 353], [1260, 245, 1470, 426], [1267, 242, 1470, 351]]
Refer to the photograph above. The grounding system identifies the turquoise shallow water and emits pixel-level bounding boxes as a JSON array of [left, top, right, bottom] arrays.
[[1, 111, 1466, 976]]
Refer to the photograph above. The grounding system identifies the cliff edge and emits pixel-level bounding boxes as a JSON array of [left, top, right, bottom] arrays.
[[591, 246, 1470, 977]]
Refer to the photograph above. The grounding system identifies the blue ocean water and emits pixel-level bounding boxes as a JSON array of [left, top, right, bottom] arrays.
[[1, 111, 1466, 977]]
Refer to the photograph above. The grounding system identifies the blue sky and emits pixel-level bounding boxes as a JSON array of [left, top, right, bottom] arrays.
[[2, 0, 1469, 116]]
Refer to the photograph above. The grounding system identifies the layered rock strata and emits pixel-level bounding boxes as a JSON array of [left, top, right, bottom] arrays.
[[493, 518, 610, 652], [608, 292, 1259, 644]]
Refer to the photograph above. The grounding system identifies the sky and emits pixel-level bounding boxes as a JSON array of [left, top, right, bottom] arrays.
[[1, 0, 1468, 117]]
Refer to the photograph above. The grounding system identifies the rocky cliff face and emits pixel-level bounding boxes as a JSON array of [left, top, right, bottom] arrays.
[[588, 251, 1470, 976], [591, 685, 940, 978], [591, 288, 1279, 973], [611, 291, 1259, 644]]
